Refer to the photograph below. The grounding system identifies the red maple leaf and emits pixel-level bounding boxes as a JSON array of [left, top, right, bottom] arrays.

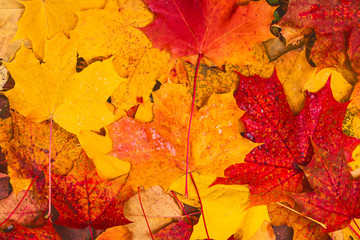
[[214, 70, 360, 205], [140, 0, 274, 65], [292, 144, 360, 232], [279, 0, 360, 74], [50, 153, 133, 229]]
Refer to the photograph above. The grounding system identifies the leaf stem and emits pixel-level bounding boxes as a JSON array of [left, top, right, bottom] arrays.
[[185, 52, 203, 198], [170, 190, 191, 223], [276, 202, 327, 229], [89, 225, 94, 240], [138, 187, 154, 240], [0, 175, 38, 226], [190, 172, 210, 239], [48, 117, 53, 219]]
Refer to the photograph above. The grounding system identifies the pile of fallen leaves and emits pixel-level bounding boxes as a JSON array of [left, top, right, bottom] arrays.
[[1, 0, 360, 239]]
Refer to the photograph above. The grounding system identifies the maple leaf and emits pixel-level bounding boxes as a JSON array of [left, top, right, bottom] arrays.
[[4, 33, 125, 134], [214, 71, 360, 205], [292, 144, 360, 232], [0, 111, 83, 194], [70, 0, 173, 122], [140, 0, 274, 65], [108, 81, 257, 189], [70, 0, 153, 62], [50, 152, 132, 229], [0, 221, 61, 240], [279, 0, 360, 74], [124, 186, 182, 239], [15, 0, 106, 59], [169, 173, 269, 240]]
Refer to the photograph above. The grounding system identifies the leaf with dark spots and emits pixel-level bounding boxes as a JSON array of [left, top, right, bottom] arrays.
[[170, 61, 239, 107], [51, 152, 133, 229], [214, 70, 360, 206], [0, 111, 83, 193]]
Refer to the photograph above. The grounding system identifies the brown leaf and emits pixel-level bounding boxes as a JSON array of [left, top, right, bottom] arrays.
[[124, 186, 182, 240]]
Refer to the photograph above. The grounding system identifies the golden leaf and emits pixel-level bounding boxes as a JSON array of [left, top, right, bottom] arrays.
[[4, 33, 125, 134]]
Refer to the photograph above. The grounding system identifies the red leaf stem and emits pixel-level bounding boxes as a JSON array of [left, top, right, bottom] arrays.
[[48, 117, 53, 218], [138, 187, 154, 240], [190, 172, 210, 240], [89, 225, 94, 240], [185, 53, 203, 198], [171, 190, 191, 223]]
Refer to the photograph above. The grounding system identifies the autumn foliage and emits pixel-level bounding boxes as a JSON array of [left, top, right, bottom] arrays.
[[0, 0, 360, 239]]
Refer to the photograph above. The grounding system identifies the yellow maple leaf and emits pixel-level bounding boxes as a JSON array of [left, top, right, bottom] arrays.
[[15, 0, 106, 59], [169, 173, 270, 240], [71, 0, 173, 122], [70, 0, 152, 62], [4, 33, 126, 134]]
